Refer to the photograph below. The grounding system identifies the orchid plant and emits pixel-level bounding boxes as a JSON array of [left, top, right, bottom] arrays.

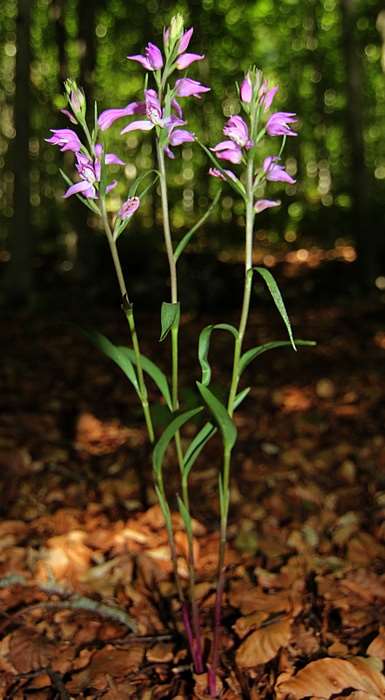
[[47, 15, 313, 697]]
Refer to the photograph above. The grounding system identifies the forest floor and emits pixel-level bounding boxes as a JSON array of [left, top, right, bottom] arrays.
[[1, 258, 385, 699]]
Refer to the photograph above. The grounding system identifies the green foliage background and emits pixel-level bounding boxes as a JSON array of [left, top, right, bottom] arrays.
[[1, 0, 384, 290]]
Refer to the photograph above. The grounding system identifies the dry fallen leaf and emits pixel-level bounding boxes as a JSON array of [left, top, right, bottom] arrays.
[[275, 657, 385, 698], [229, 581, 291, 615], [7, 630, 57, 674], [236, 617, 292, 667], [233, 611, 269, 639], [367, 629, 385, 660]]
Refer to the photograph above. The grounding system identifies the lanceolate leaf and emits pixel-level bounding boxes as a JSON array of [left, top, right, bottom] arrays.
[[128, 169, 160, 197], [59, 169, 100, 214], [253, 267, 296, 350], [197, 382, 237, 451], [198, 323, 239, 386], [174, 188, 222, 262], [233, 386, 251, 410], [155, 484, 172, 532], [197, 140, 246, 198], [160, 302, 180, 342], [183, 421, 217, 482], [240, 340, 316, 375], [83, 330, 139, 394], [118, 346, 172, 409], [152, 407, 203, 478], [218, 473, 229, 518], [177, 496, 193, 541]]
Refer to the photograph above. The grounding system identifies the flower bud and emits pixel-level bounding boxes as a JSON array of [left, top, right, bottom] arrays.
[[119, 196, 140, 221], [169, 14, 184, 45], [65, 79, 86, 120], [240, 74, 252, 103]]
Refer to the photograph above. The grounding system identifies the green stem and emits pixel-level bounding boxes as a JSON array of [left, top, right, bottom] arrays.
[[156, 141, 178, 304], [100, 197, 155, 443], [156, 141, 184, 474], [156, 137, 202, 671], [209, 154, 255, 698]]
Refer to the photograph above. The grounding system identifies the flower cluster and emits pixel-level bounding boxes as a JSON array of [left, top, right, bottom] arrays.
[[64, 145, 123, 199], [45, 84, 140, 221], [210, 68, 297, 213], [97, 16, 210, 159], [46, 127, 124, 200]]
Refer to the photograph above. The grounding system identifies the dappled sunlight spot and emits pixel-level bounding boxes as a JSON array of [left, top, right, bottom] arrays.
[[272, 386, 313, 412], [374, 331, 385, 349], [35, 530, 92, 583], [263, 254, 276, 267], [375, 276, 385, 291], [74, 411, 143, 455]]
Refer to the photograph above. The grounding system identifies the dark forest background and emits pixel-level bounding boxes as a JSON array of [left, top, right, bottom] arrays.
[[1, 0, 385, 309]]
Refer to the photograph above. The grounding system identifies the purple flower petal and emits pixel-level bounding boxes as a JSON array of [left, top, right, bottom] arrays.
[[261, 86, 278, 111], [169, 129, 195, 146], [45, 129, 81, 153], [266, 111, 297, 137], [223, 115, 252, 148], [120, 120, 155, 135], [98, 102, 145, 131], [145, 89, 163, 125], [164, 146, 175, 159], [209, 167, 238, 182], [210, 140, 243, 163], [105, 153, 125, 165], [171, 98, 184, 120], [119, 196, 140, 220], [175, 78, 210, 97], [60, 108, 78, 124], [127, 54, 152, 70], [106, 180, 118, 193], [178, 27, 193, 54], [263, 156, 296, 184], [127, 42, 163, 71], [240, 75, 252, 103], [255, 199, 280, 213], [63, 180, 94, 198], [176, 52, 204, 69], [145, 42, 163, 69]]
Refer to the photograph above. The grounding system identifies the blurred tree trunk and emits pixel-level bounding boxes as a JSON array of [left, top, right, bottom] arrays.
[[53, 0, 67, 86], [5, 0, 32, 304], [341, 0, 375, 283], [73, 0, 99, 286], [377, 10, 385, 73], [78, 0, 98, 104]]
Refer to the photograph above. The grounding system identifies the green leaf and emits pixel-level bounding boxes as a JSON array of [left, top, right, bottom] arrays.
[[138, 174, 159, 200], [155, 485, 172, 531], [197, 140, 246, 198], [196, 383, 237, 451], [233, 386, 251, 410], [183, 421, 217, 482], [59, 169, 100, 214], [160, 302, 180, 342], [240, 339, 316, 375], [152, 407, 203, 478], [218, 473, 229, 518], [83, 330, 139, 394], [253, 267, 296, 350], [198, 323, 238, 386], [174, 189, 222, 262], [177, 496, 193, 541], [128, 169, 160, 198], [118, 347, 172, 410]]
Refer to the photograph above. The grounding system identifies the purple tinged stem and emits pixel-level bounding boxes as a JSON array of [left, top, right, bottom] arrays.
[[182, 603, 197, 667]]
